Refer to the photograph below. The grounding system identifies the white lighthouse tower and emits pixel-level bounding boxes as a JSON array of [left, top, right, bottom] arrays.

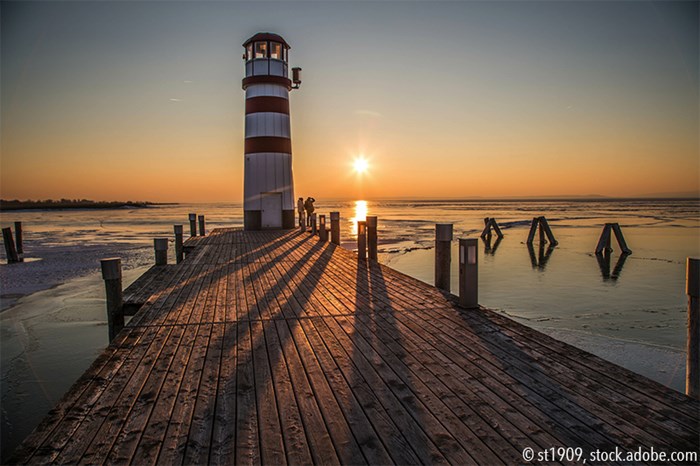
[[242, 32, 301, 230]]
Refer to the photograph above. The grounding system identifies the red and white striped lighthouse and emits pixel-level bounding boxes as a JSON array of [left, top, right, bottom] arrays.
[[242, 32, 301, 230]]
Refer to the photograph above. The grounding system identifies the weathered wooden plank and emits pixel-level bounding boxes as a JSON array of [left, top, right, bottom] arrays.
[[235, 320, 261, 465]]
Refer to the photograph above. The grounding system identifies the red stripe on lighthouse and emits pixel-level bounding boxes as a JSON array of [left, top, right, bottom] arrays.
[[244, 137, 292, 154], [245, 96, 290, 115]]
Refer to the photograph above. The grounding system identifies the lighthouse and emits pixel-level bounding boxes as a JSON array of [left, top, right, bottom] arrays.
[[242, 32, 301, 230]]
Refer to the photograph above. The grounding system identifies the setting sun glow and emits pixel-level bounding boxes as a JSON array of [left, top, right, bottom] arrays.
[[353, 157, 369, 175]]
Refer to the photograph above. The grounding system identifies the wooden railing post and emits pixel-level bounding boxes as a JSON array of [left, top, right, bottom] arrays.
[[174, 225, 184, 264], [154, 238, 168, 266], [687, 258, 700, 399], [367, 216, 378, 261], [319, 215, 328, 242], [357, 221, 367, 261], [330, 212, 340, 245], [435, 224, 453, 292], [14, 221, 23, 256], [311, 213, 317, 235], [189, 213, 197, 237], [2, 227, 19, 264], [458, 238, 478, 308], [300, 212, 306, 232], [101, 258, 124, 342], [198, 215, 206, 236]]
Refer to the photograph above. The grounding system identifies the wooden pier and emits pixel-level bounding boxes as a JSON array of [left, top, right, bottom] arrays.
[[11, 228, 699, 464]]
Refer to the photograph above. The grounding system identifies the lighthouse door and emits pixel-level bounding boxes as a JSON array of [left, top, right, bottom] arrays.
[[261, 192, 283, 229]]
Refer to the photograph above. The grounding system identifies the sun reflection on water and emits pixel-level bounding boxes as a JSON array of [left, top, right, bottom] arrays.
[[350, 200, 368, 236]]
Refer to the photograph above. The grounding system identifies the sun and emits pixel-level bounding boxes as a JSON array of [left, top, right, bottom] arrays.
[[353, 157, 369, 174]]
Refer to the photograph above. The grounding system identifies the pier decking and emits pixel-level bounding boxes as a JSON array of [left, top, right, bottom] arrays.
[[12, 228, 699, 464]]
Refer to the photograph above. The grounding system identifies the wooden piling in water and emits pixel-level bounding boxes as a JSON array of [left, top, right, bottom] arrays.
[[435, 224, 453, 292], [198, 215, 206, 236], [174, 225, 184, 264], [480, 217, 504, 239], [367, 216, 378, 261], [189, 213, 197, 237], [154, 238, 168, 266], [595, 223, 631, 254], [687, 258, 700, 399], [14, 221, 23, 256], [2, 227, 19, 264], [100, 258, 124, 342], [330, 212, 340, 245], [357, 221, 367, 261], [526, 217, 558, 246]]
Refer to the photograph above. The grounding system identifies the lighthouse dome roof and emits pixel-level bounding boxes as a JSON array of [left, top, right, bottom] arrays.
[[243, 32, 290, 48]]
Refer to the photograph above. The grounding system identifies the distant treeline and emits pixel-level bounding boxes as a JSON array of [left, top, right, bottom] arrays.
[[0, 199, 160, 211]]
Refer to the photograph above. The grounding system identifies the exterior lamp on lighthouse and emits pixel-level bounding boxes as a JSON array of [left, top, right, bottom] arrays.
[[242, 32, 302, 230]]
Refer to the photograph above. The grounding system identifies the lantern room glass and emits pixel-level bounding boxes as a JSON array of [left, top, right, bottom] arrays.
[[254, 41, 267, 59], [270, 42, 283, 60]]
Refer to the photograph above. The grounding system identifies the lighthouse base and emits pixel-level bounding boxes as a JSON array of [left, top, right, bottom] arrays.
[[244, 210, 295, 231]]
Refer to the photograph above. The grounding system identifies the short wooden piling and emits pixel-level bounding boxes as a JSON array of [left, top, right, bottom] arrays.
[[458, 238, 479, 308], [435, 224, 453, 292], [198, 215, 206, 236], [100, 258, 124, 342], [330, 212, 340, 245], [526, 217, 558, 246], [357, 221, 367, 261], [300, 212, 306, 232], [154, 238, 168, 266], [596, 223, 631, 254], [319, 215, 328, 242], [2, 227, 20, 264], [14, 221, 23, 255], [480, 218, 504, 239], [687, 258, 700, 399], [174, 225, 184, 264], [367, 216, 378, 261], [311, 213, 317, 235], [189, 213, 197, 237]]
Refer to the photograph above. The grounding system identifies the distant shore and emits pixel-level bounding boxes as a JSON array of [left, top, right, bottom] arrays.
[[0, 199, 175, 211]]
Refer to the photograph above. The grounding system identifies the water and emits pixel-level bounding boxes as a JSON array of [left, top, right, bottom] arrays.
[[1, 199, 698, 459]]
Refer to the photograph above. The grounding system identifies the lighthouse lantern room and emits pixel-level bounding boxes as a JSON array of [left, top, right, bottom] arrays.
[[242, 32, 301, 230]]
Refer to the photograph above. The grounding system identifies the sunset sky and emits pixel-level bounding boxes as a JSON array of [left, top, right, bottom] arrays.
[[2, 1, 698, 202]]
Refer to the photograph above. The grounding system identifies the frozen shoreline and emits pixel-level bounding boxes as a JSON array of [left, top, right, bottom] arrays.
[[0, 241, 153, 311]]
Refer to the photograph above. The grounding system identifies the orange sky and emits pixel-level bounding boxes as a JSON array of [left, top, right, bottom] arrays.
[[2, 1, 698, 202]]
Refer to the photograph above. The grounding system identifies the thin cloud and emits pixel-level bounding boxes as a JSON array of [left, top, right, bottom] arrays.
[[169, 98, 183, 102], [355, 109, 382, 118]]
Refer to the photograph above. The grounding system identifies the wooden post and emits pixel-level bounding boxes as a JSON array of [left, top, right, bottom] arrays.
[[538, 217, 546, 244], [435, 224, 453, 292], [2, 227, 19, 264], [100, 258, 124, 342], [189, 213, 197, 237], [14, 221, 23, 256], [611, 223, 632, 254], [174, 225, 184, 264], [357, 221, 367, 261], [154, 238, 168, 266], [481, 218, 504, 239], [526, 217, 538, 244], [319, 215, 328, 242], [367, 216, 378, 261], [330, 212, 340, 245], [458, 238, 478, 308], [300, 212, 306, 232], [595, 224, 613, 254], [198, 215, 206, 236], [311, 213, 317, 235], [539, 217, 558, 246], [687, 258, 699, 399]]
